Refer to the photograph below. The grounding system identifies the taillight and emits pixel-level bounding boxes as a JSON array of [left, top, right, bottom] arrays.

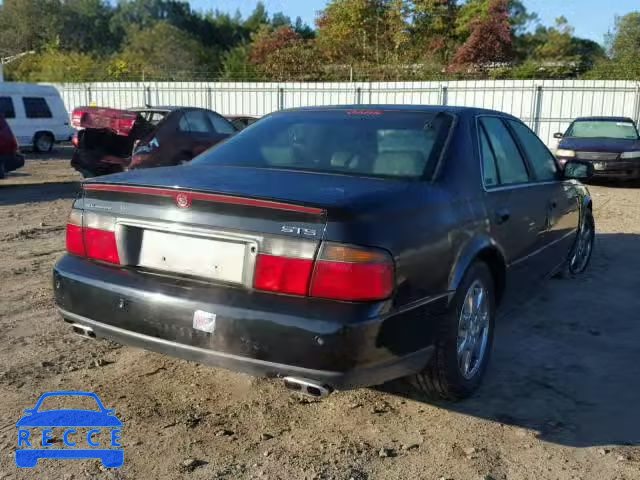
[[254, 254, 313, 296], [253, 237, 317, 296], [65, 209, 120, 265], [310, 243, 394, 301], [65, 209, 85, 256], [253, 239, 394, 302]]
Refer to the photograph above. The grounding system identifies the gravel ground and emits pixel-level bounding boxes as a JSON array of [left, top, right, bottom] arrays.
[[0, 154, 639, 479], [3, 146, 81, 185]]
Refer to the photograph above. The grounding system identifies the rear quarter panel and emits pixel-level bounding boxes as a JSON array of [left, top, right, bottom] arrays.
[[323, 113, 485, 310]]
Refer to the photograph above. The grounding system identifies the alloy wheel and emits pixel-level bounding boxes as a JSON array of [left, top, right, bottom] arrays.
[[570, 217, 594, 274], [457, 280, 490, 380]]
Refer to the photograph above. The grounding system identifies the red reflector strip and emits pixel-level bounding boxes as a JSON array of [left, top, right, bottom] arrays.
[[83, 184, 325, 216], [83, 227, 120, 264], [310, 261, 393, 301], [66, 223, 85, 257], [254, 254, 313, 296]]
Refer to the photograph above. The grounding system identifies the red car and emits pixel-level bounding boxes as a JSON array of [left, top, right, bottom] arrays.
[[0, 115, 24, 179], [70, 106, 237, 178]]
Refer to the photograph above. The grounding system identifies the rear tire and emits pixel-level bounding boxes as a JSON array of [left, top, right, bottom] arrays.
[[33, 132, 54, 153], [410, 261, 496, 401]]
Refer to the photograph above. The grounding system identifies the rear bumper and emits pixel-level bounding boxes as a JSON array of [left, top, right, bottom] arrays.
[[0, 153, 25, 173], [58, 307, 434, 389], [53, 255, 446, 389]]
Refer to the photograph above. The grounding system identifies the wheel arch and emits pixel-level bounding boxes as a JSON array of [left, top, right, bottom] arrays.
[[33, 130, 54, 140], [583, 194, 593, 213], [448, 235, 507, 306]]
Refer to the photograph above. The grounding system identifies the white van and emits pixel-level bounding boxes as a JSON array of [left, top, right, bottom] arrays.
[[0, 82, 72, 152]]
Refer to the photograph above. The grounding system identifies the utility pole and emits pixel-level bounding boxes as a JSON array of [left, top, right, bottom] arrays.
[[0, 51, 36, 81]]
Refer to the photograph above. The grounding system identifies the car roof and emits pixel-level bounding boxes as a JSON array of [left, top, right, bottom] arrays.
[[572, 116, 635, 123], [0, 82, 59, 96], [276, 104, 519, 120], [128, 106, 215, 113]]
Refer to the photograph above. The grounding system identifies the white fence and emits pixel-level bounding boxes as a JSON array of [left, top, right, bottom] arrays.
[[50, 80, 640, 148]]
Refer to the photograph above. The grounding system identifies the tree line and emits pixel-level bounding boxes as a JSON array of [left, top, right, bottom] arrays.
[[0, 0, 639, 82]]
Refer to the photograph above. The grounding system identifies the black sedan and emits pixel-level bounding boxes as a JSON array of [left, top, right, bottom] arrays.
[[554, 116, 640, 179], [53, 106, 595, 400]]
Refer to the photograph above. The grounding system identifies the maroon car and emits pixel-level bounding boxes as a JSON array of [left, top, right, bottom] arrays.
[[70, 106, 237, 177], [0, 115, 24, 179]]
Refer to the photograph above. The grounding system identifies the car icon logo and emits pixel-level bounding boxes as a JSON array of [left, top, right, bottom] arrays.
[[175, 193, 191, 209], [15, 391, 123, 468]]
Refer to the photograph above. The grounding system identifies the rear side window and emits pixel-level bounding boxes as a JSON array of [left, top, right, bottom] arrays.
[[206, 112, 236, 134], [23, 97, 52, 119], [191, 110, 454, 179], [179, 110, 212, 133], [508, 120, 559, 181], [479, 126, 499, 187], [480, 117, 530, 186], [0, 97, 15, 119]]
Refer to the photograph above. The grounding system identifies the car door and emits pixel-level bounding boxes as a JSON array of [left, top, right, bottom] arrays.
[[478, 116, 551, 301], [506, 120, 580, 272]]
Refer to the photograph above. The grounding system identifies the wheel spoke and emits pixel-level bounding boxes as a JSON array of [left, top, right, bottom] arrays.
[[457, 336, 467, 355], [465, 292, 475, 316], [461, 350, 472, 376], [474, 287, 484, 312]]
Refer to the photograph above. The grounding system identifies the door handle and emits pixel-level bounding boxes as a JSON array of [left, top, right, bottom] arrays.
[[495, 208, 511, 225], [549, 200, 558, 209]]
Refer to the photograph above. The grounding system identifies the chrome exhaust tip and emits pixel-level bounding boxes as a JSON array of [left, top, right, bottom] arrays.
[[283, 377, 332, 398], [71, 323, 96, 339]]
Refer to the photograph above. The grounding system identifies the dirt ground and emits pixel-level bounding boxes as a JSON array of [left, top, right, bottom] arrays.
[[0, 151, 639, 480]]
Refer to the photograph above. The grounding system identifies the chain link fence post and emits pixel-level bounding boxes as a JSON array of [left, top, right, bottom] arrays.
[[278, 86, 284, 110], [439, 84, 448, 105], [633, 83, 640, 127], [532, 85, 543, 134]]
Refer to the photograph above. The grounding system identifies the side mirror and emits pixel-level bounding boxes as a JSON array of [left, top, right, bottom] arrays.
[[553, 132, 563, 139], [564, 160, 593, 180]]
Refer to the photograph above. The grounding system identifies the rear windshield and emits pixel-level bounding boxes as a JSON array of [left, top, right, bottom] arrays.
[[191, 110, 454, 179], [566, 120, 639, 140]]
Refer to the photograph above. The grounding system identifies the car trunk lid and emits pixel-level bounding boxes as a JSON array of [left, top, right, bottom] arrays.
[[75, 166, 405, 295], [83, 164, 411, 211]]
